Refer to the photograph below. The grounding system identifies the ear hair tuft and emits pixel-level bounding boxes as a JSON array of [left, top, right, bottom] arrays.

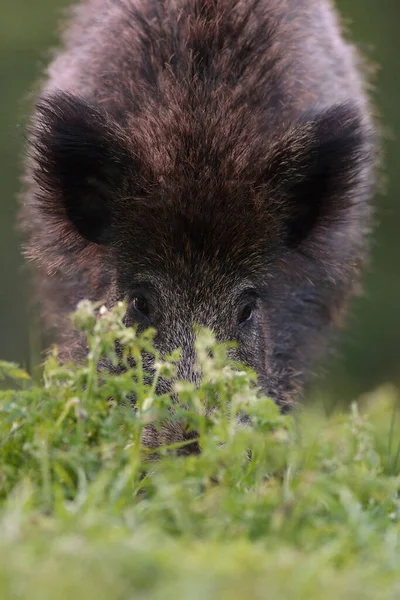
[[265, 103, 375, 248], [30, 91, 132, 244]]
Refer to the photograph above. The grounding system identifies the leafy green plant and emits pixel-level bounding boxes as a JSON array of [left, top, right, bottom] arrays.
[[0, 300, 400, 599]]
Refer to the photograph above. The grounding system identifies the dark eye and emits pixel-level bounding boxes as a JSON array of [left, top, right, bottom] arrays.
[[238, 304, 253, 325], [133, 295, 150, 318]]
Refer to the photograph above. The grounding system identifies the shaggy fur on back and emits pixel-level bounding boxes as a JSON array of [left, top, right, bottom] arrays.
[[21, 0, 377, 440]]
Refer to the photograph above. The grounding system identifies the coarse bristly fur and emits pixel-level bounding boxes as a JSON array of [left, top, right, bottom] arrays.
[[20, 0, 378, 450]]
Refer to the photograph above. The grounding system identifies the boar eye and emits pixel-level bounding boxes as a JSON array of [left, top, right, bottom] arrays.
[[133, 295, 150, 318], [238, 304, 253, 325]]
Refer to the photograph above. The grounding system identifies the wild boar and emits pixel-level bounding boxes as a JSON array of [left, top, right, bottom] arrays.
[[21, 0, 377, 447]]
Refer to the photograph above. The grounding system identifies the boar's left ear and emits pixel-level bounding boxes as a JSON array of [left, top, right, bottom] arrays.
[[268, 103, 375, 248], [31, 92, 133, 245]]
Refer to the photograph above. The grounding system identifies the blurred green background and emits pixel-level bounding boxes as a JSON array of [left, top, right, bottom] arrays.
[[0, 0, 399, 402]]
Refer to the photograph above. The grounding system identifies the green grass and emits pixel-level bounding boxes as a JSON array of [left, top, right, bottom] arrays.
[[1, 300, 400, 599]]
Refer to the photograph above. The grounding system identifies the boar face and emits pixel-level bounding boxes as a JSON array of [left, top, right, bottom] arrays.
[[27, 91, 375, 422]]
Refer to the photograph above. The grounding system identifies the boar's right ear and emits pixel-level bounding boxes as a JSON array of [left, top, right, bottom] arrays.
[[31, 92, 132, 245], [267, 103, 375, 248]]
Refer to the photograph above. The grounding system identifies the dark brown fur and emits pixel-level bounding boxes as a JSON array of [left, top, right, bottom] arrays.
[[21, 0, 377, 448]]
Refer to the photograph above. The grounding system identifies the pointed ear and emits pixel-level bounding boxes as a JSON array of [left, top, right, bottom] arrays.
[[267, 103, 375, 248], [31, 92, 132, 244]]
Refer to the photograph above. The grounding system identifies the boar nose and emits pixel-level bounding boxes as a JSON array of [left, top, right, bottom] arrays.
[[175, 339, 202, 387], [158, 327, 202, 387]]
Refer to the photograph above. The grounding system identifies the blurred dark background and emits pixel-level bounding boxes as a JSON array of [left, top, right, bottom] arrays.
[[0, 1, 399, 402]]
